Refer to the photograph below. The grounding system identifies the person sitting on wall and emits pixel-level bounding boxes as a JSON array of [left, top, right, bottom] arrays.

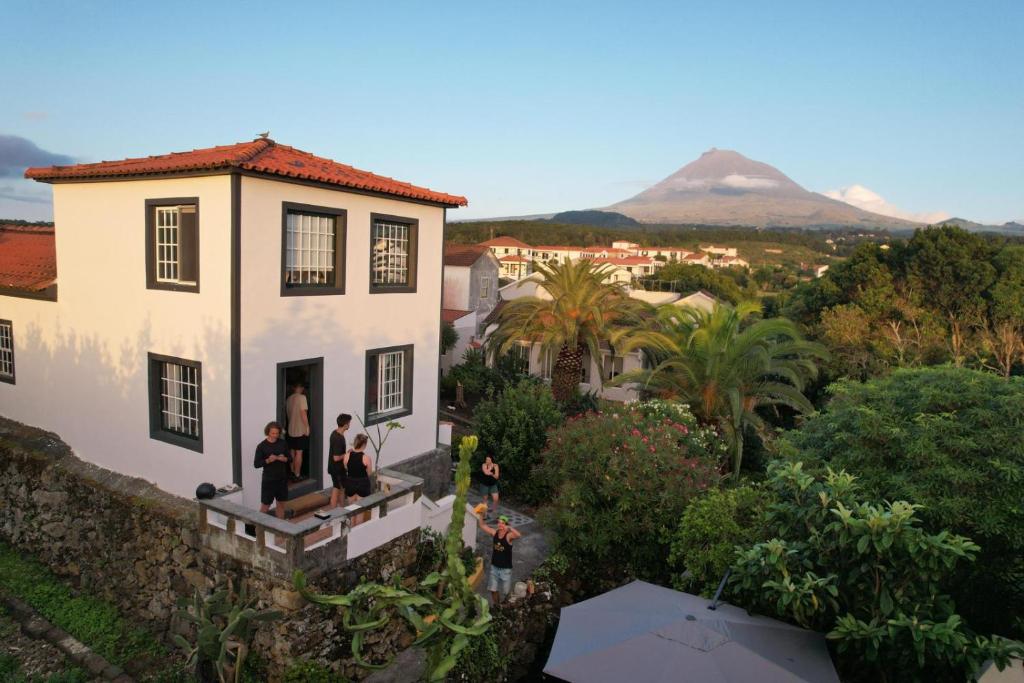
[[285, 383, 310, 482], [328, 413, 352, 509], [343, 434, 373, 525], [254, 421, 292, 519]]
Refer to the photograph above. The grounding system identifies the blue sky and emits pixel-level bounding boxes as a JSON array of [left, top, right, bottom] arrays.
[[1, 1, 1021, 223]]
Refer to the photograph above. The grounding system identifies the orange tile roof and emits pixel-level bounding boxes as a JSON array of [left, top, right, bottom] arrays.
[[444, 243, 490, 267], [590, 256, 656, 266], [25, 138, 467, 207], [441, 308, 474, 324], [499, 255, 530, 263], [0, 226, 57, 292], [480, 236, 531, 249]]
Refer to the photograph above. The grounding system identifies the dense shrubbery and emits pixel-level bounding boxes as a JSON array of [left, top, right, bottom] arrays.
[[536, 401, 726, 588], [729, 462, 1023, 682], [667, 484, 768, 596], [441, 348, 529, 403], [473, 380, 564, 502], [780, 366, 1024, 637]]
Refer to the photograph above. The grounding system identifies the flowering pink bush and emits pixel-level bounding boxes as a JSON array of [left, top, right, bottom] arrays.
[[535, 400, 726, 585]]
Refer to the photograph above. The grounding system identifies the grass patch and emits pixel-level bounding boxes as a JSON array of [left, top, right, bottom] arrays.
[[0, 542, 166, 672]]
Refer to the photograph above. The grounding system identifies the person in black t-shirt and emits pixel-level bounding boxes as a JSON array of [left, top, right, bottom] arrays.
[[254, 421, 292, 518], [343, 433, 373, 501], [328, 413, 352, 509], [477, 512, 521, 604]]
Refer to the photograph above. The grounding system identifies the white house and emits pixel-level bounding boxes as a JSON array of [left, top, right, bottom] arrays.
[[2, 137, 466, 511], [441, 243, 498, 370]]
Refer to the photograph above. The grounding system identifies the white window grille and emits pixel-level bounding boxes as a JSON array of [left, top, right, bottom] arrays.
[[480, 277, 490, 299], [603, 352, 625, 380], [0, 322, 13, 379], [372, 220, 410, 286], [286, 212, 336, 286], [376, 350, 405, 414], [155, 207, 180, 282], [160, 361, 200, 438], [508, 342, 530, 371]]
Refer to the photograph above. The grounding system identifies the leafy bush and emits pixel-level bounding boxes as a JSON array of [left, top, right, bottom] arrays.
[[0, 542, 164, 671], [667, 485, 768, 596], [451, 627, 510, 682], [557, 388, 599, 418], [416, 527, 477, 579], [536, 400, 725, 588], [473, 380, 564, 503], [444, 348, 505, 402], [780, 366, 1024, 637], [729, 462, 1023, 683]]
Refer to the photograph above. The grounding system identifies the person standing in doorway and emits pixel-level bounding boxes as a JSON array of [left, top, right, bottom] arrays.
[[480, 455, 501, 519], [477, 513, 520, 604], [328, 413, 352, 508], [254, 421, 291, 518], [286, 383, 310, 481]]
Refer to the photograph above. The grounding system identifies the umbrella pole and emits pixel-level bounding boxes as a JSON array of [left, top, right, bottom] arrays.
[[708, 569, 731, 611]]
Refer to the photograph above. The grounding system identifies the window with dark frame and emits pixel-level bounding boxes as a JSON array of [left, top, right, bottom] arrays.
[[146, 199, 199, 292], [148, 353, 203, 452], [282, 203, 346, 294], [370, 214, 418, 293], [365, 345, 413, 424], [0, 320, 14, 384], [480, 276, 490, 299]]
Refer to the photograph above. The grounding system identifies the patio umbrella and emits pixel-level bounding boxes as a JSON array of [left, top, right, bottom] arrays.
[[544, 580, 839, 683]]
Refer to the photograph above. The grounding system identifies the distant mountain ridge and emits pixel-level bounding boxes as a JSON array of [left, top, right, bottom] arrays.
[[606, 148, 920, 230], [937, 217, 1024, 234]]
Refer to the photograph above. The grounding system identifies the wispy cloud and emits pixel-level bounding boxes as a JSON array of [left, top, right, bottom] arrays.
[[0, 134, 74, 177], [23, 111, 48, 122], [0, 182, 52, 204], [823, 184, 949, 224], [720, 174, 779, 190]]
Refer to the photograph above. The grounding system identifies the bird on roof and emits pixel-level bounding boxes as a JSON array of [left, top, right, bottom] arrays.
[[256, 131, 270, 139]]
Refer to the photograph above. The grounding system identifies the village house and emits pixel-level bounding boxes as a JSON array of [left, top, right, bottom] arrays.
[[484, 275, 719, 402], [2, 137, 466, 517], [441, 243, 499, 370]]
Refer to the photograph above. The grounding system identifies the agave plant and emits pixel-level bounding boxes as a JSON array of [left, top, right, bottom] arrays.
[[173, 583, 281, 683], [294, 435, 491, 682]]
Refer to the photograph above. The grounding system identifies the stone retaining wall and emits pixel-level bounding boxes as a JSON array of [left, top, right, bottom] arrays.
[[390, 445, 451, 501], [0, 418, 421, 680]]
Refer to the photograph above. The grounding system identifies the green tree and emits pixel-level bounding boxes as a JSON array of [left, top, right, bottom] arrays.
[[536, 401, 725, 588], [614, 301, 827, 474], [980, 246, 1024, 376], [902, 226, 996, 366], [667, 485, 768, 596], [730, 462, 1023, 683], [780, 366, 1024, 637], [472, 379, 564, 503], [487, 259, 652, 401], [643, 262, 743, 302], [440, 322, 459, 356]]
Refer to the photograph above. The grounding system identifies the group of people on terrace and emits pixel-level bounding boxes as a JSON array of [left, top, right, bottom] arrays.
[[253, 384, 374, 520]]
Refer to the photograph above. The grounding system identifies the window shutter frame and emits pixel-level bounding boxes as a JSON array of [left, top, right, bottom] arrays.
[[177, 205, 199, 284]]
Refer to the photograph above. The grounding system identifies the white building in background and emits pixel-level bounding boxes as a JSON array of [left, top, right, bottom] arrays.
[[484, 274, 720, 402], [2, 137, 466, 510], [441, 243, 498, 371]]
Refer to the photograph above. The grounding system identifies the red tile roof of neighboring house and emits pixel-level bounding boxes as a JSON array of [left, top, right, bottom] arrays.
[[0, 226, 57, 293], [443, 243, 490, 267], [480, 236, 531, 249], [441, 308, 474, 324], [499, 255, 530, 263], [25, 138, 467, 207], [532, 245, 578, 251], [683, 253, 708, 261]]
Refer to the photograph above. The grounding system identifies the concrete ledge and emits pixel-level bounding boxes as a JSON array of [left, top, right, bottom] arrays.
[[0, 593, 134, 682]]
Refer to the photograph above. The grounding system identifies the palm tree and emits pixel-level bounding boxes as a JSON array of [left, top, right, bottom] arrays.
[[487, 259, 653, 402], [612, 301, 827, 475]]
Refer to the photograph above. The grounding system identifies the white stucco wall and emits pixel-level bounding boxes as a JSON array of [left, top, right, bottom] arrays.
[[237, 176, 444, 508], [0, 176, 234, 497], [443, 265, 471, 311]]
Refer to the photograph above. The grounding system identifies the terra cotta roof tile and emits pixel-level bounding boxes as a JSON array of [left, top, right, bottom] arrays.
[[0, 226, 56, 292], [25, 138, 467, 207], [443, 244, 490, 267]]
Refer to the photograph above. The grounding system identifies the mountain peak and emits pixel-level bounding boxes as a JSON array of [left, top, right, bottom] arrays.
[[607, 148, 919, 229]]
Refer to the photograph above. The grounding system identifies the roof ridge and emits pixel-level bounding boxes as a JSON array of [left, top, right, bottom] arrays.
[[234, 138, 275, 165]]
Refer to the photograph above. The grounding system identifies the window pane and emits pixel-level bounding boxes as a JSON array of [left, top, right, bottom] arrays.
[[371, 220, 410, 286], [159, 360, 200, 439], [0, 322, 13, 378], [286, 211, 337, 288]]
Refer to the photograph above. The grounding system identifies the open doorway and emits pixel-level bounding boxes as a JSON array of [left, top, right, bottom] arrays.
[[277, 357, 323, 499]]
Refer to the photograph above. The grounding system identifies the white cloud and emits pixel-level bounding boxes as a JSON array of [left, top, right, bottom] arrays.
[[720, 174, 779, 189], [823, 184, 949, 224]]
